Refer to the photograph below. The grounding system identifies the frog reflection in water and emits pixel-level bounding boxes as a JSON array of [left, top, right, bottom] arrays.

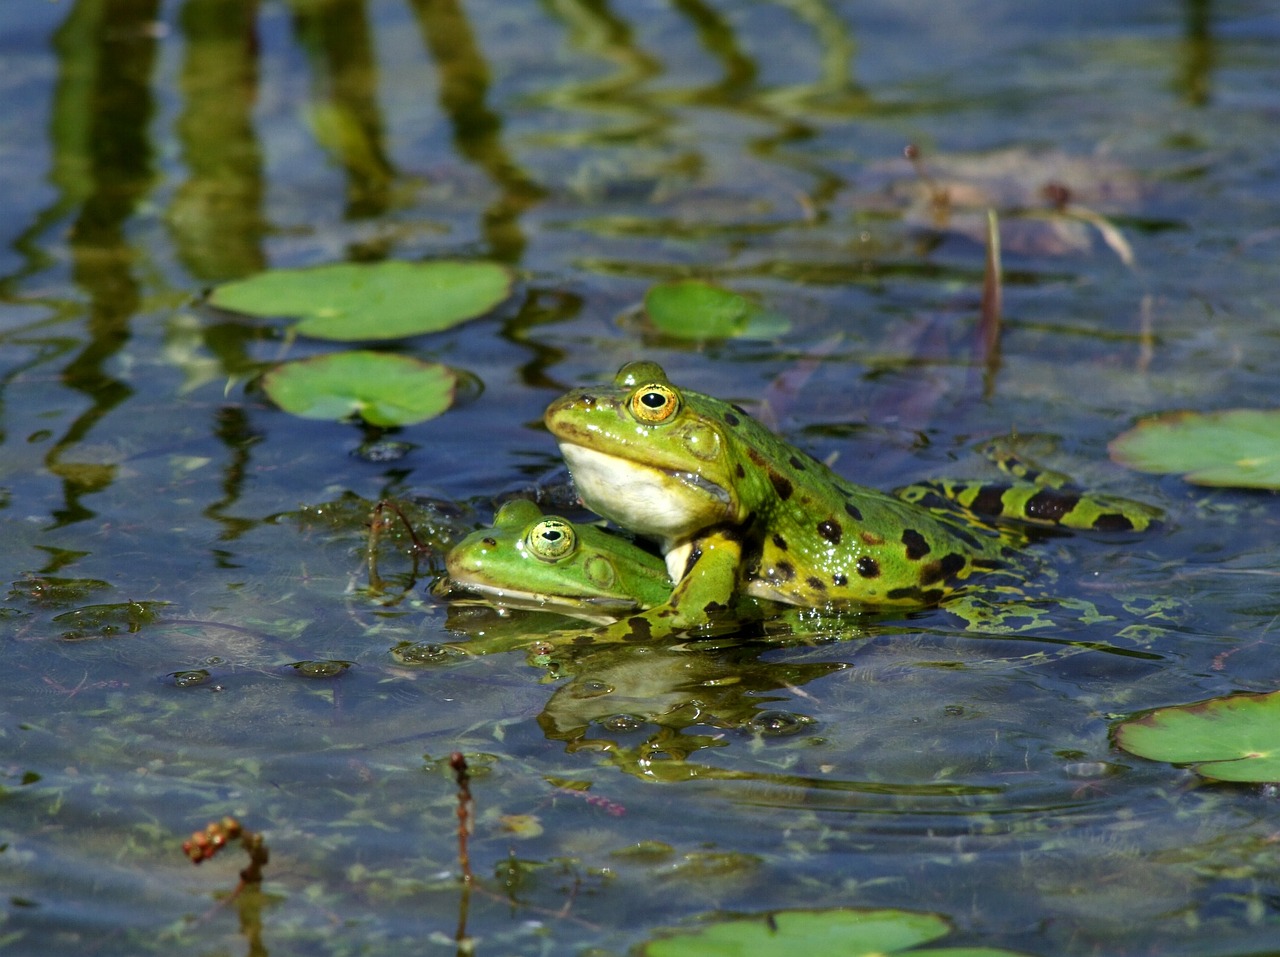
[[536, 640, 845, 781], [541, 361, 1161, 642]]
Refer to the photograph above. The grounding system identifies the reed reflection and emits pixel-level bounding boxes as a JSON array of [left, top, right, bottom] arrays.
[[287, 0, 396, 218], [45, 0, 159, 526], [1178, 0, 1215, 107], [408, 0, 546, 262], [170, 0, 267, 281]]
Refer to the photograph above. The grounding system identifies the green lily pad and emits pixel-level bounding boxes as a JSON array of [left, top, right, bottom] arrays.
[[1114, 691, 1280, 783], [642, 280, 789, 340], [261, 352, 457, 427], [1109, 409, 1280, 489], [640, 908, 1027, 957], [209, 260, 514, 341]]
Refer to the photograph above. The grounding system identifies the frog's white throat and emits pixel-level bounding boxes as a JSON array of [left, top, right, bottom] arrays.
[[558, 442, 729, 547]]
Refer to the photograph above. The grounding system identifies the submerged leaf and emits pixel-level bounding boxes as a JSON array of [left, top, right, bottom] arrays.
[[639, 907, 1025, 957], [856, 147, 1142, 262], [262, 352, 457, 426], [642, 280, 788, 340], [52, 601, 167, 640], [1114, 691, 1280, 783], [1110, 409, 1280, 488], [641, 908, 950, 957], [209, 260, 514, 340]]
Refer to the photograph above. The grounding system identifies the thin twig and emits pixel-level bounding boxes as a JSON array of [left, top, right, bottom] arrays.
[[976, 208, 1004, 396]]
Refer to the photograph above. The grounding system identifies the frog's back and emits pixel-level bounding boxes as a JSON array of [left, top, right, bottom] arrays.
[[741, 465, 1012, 608], [681, 389, 1014, 609]]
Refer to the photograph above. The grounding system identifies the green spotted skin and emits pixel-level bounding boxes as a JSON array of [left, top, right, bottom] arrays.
[[545, 361, 1018, 615], [894, 480, 1162, 532], [895, 442, 1163, 533]]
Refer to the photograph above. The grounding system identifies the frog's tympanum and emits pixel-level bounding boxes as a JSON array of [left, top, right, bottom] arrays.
[[544, 361, 1159, 641]]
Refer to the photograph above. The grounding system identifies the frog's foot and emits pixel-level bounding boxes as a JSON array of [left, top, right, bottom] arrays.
[[896, 479, 1162, 532], [944, 589, 1116, 635]]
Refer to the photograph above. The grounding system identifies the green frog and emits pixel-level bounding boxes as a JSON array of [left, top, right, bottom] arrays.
[[444, 501, 891, 648], [443, 499, 672, 625], [543, 360, 1160, 641], [442, 492, 1166, 649]]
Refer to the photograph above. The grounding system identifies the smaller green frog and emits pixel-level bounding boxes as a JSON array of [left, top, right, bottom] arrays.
[[443, 499, 672, 625]]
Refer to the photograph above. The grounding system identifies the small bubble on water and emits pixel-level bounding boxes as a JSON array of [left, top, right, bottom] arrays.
[[391, 642, 466, 666], [1062, 761, 1125, 779], [352, 440, 414, 463], [573, 679, 613, 699], [748, 710, 814, 737], [598, 713, 646, 733], [288, 659, 353, 678]]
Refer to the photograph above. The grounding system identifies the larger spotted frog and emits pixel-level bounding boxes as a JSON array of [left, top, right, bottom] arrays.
[[544, 361, 1158, 641]]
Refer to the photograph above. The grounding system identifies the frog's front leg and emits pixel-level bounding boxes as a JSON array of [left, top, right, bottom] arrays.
[[661, 525, 743, 625]]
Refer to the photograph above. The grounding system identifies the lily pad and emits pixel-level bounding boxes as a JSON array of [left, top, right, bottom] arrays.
[[642, 280, 789, 340], [1114, 691, 1280, 783], [1109, 409, 1280, 489], [261, 352, 457, 427], [209, 260, 514, 340], [640, 907, 1027, 957]]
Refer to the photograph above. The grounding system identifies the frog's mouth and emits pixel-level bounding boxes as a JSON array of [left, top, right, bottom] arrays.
[[437, 576, 638, 625], [557, 442, 733, 540], [657, 469, 731, 502]]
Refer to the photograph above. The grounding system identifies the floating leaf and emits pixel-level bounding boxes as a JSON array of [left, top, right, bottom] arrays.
[[640, 907, 1028, 957], [1109, 409, 1280, 489], [1114, 691, 1280, 783], [262, 352, 457, 427], [209, 260, 514, 340], [642, 280, 788, 340]]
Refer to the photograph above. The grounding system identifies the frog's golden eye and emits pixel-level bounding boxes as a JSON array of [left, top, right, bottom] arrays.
[[630, 383, 679, 423], [526, 519, 576, 561]]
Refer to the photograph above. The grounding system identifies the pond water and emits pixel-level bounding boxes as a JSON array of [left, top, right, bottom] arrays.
[[3, 0, 1280, 954]]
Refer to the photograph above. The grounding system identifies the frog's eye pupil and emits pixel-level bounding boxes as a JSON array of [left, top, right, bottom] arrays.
[[631, 383, 679, 422], [527, 519, 575, 560]]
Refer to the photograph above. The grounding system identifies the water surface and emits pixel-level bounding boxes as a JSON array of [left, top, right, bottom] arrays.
[[3, 1, 1280, 954]]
